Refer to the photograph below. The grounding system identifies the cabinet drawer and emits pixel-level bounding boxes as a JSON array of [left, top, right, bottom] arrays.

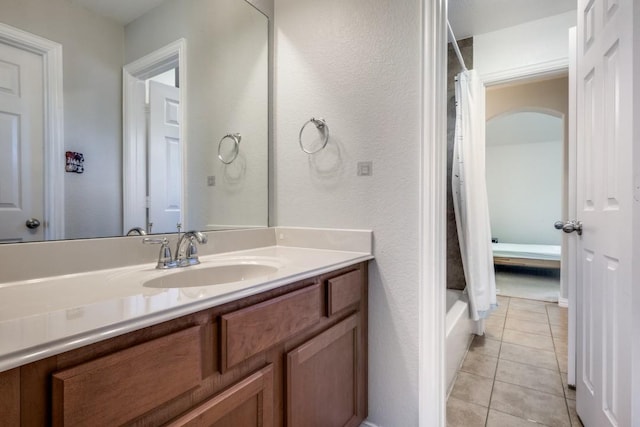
[[327, 269, 362, 316], [165, 364, 273, 427], [221, 283, 321, 370], [52, 326, 203, 427]]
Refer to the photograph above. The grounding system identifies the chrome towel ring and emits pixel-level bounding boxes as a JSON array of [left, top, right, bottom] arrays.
[[299, 117, 329, 154], [218, 133, 241, 164]]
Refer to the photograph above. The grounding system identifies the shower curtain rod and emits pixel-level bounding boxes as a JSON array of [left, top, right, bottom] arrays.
[[447, 20, 468, 72]]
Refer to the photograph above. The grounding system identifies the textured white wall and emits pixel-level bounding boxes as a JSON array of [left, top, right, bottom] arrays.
[[274, 0, 422, 425], [474, 11, 576, 78], [1, 0, 124, 239], [487, 140, 563, 245]]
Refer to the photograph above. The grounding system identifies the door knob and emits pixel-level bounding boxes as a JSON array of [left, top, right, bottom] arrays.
[[554, 220, 582, 236], [25, 218, 41, 229]]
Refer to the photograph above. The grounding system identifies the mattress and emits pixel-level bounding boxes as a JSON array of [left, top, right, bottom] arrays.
[[492, 243, 561, 261]]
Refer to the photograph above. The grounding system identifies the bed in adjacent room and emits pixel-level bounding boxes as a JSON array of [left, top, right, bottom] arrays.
[[492, 243, 561, 269]]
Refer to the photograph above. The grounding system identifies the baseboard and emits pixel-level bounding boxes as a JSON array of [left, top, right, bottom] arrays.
[[361, 421, 381, 427], [558, 297, 569, 308]]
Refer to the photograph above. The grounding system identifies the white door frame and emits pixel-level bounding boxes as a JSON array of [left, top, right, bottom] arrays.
[[0, 23, 64, 241], [419, 0, 447, 425], [122, 39, 186, 233]]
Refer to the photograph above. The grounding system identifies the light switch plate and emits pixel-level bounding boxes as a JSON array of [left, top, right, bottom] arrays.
[[357, 161, 373, 176]]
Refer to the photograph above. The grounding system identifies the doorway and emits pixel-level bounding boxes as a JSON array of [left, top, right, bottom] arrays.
[[123, 39, 186, 235], [485, 77, 569, 303], [0, 23, 64, 242]]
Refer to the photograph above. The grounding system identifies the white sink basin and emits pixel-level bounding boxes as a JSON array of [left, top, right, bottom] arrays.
[[143, 263, 279, 288]]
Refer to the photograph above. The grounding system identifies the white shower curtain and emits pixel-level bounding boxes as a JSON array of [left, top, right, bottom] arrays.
[[452, 70, 497, 321]]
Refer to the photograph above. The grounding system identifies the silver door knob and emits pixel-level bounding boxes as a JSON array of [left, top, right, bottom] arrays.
[[554, 220, 582, 236], [25, 218, 41, 229]]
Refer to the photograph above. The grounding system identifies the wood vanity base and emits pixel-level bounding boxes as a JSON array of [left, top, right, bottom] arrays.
[[0, 262, 368, 427]]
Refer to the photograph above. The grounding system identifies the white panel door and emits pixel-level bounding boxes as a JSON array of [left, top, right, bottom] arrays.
[[575, 0, 633, 425], [0, 42, 44, 243], [148, 81, 181, 234]]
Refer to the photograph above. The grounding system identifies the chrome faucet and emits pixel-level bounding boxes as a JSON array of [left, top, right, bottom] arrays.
[[175, 231, 208, 267], [126, 226, 147, 236], [142, 231, 208, 269]]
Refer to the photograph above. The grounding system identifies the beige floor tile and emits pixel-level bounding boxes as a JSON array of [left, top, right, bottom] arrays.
[[490, 381, 571, 427], [493, 304, 508, 316], [450, 371, 494, 407], [461, 352, 498, 379], [554, 339, 568, 357], [562, 373, 576, 400], [499, 342, 559, 371], [446, 396, 488, 427], [496, 359, 564, 397], [550, 322, 568, 341], [505, 317, 551, 336], [509, 298, 548, 314], [486, 409, 548, 427], [485, 315, 506, 340], [468, 335, 501, 358], [506, 308, 549, 323], [494, 296, 510, 315], [546, 305, 568, 326], [497, 295, 511, 305], [557, 353, 568, 374], [566, 398, 584, 426], [502, 329, 555, 352]]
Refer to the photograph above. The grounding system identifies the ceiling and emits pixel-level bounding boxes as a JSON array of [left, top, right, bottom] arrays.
[[72, 0, 577, 36], [448, 0, 577, 40], [70, 0, 167, 25]]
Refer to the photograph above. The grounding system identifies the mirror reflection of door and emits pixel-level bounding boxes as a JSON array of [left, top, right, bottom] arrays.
[[147, 76, 181, 234], [0, 38, 44, 242]]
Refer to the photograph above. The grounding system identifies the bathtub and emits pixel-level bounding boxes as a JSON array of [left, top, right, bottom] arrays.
[[446, 289, 474, 394]]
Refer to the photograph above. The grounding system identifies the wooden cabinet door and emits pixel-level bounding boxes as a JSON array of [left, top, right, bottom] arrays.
[[166, 364, 274, 427], [0, 368, 19, 426], [286, 315, 364, 427]]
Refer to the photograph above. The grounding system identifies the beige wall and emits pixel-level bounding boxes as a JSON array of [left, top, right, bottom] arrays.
[[487, 77, 569, 225], [1, 0, 124, 239], [486, 76, 569, 120], [486, 76, 569, 297]]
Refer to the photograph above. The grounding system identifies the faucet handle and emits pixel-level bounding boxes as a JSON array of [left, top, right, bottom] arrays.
[[143, 237, 177, 269]]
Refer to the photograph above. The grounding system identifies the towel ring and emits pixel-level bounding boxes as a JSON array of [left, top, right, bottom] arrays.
[[299, 118, 329, 154], [218, 133, 241, 164]]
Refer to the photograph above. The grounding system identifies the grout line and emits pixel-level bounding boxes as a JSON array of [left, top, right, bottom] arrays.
[[484, 296, 508, 426], [547, 304, 574, 424], [492, 378, 567, 400], [489, 408, 555, 427], [497, 356, 563, 374]]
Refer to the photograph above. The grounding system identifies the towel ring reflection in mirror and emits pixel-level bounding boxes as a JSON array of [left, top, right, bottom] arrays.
[[299, 117, 329, 154], [218, 133, 241, 164]]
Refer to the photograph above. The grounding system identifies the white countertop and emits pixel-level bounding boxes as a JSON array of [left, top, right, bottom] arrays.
[[0, 245, 372, 372]]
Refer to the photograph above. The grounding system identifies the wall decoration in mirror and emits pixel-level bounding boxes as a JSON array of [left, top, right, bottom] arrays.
[[0, 0, 269, 244]]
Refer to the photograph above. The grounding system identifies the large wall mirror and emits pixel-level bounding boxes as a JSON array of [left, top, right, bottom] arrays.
[[0, 0, 269, 243]]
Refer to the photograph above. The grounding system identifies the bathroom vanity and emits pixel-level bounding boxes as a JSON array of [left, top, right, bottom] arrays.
[[0, 228, 371, 426]]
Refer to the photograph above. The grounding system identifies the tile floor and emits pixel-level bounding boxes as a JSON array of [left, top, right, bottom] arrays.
[[447, 295, 583, 427]]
